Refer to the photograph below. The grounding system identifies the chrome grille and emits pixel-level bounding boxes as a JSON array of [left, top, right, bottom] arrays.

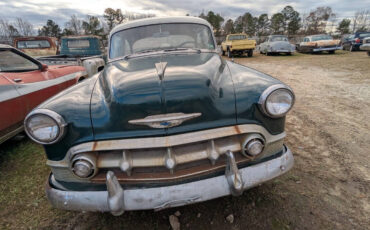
[[48, 125, 286, 183]]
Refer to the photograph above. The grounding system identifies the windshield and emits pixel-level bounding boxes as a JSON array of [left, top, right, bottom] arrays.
[[270, 36, 288, 42], [110, 23, 215, 59], [17, 40, 51, 49], [312, 35, 333, 41], [228, 35, 246, 40], [359, 33, 370, 38], [0, 50, 39, 72]]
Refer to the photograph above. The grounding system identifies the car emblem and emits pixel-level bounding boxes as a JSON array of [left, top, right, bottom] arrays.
[[155, 62, 167, 80], [129, 112, 201, 128]]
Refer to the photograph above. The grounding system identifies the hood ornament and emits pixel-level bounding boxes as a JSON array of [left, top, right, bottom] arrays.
[[129, 112, 201, 128], [155, 62, 167, 80]]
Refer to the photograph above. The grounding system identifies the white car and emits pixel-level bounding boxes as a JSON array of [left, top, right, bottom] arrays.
[[259, 35, 295, 55], [360, 37, 370, 56]]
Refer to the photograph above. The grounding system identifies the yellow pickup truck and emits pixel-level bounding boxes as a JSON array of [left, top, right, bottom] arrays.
[[221, 33, 256, 57]]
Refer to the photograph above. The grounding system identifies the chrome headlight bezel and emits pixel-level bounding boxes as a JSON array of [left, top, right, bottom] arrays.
[[24, 109, 67, 145], [258, 84, 295, 118]]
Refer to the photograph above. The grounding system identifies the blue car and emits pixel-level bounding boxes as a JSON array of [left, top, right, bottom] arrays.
[[342, 32, 370, 51]]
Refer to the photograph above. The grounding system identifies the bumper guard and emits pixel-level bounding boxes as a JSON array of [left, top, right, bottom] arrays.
[[46, 145, 293, 215]]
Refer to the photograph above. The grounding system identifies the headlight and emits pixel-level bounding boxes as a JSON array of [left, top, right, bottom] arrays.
[[259, 84, 295, 118], [24, 109, 67, 144]]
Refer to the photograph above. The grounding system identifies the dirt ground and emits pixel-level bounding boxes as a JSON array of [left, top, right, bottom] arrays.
[[0, 50, 369, 230]]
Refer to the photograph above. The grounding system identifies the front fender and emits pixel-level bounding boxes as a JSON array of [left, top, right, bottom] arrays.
[[226, 61, 286, 135]]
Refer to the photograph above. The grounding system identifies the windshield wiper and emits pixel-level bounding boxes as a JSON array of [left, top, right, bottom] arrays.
[[164, 47, 201, 53], [136, 49, 163, 54], [110, 48, 202, 63]]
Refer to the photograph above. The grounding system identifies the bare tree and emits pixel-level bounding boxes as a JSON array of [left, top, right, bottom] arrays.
[[65, 15, 83, 35], [305, 7, 336, 34], [0, 18, 19, 44], [352, 10, 370, 32], [14, 18, 34, 36]]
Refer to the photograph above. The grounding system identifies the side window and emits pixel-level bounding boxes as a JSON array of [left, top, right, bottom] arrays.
[[0, 50, 39, 72]]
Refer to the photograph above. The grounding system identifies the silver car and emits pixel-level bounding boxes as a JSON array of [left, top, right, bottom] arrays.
[[360, 37, 370, 56], [259, 35, 295, 55]]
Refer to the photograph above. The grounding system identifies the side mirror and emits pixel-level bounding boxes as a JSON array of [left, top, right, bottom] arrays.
[[41, 64, 48, 72]]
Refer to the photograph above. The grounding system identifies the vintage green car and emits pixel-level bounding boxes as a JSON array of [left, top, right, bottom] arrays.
[[24, 17, 295, 216]]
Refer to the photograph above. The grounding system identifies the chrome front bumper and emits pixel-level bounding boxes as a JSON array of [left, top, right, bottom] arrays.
[[360, 44, 370, 51], [313, 46, 342, 52], [46, 146, 293, 216]]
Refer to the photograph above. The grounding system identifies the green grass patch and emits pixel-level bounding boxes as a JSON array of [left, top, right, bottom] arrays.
[[0, 139, 74, 229]]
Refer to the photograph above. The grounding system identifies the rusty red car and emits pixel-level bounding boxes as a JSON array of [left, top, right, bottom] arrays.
[[0, 44, 87, 144], [13, 36, 59, 57]]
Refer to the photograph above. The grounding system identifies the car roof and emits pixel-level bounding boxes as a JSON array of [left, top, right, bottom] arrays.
[[61, 35, 101, 40], [228, 33, 247, 35], [110, 16, 212, 36], [0, 44, 12, 49]]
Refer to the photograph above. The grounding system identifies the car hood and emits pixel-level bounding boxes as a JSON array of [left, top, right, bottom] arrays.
[[90, 52, 237, 140]]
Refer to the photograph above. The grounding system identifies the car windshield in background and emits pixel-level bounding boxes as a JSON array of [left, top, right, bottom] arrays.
[[67, 39, 90, 48], [312, 35, 333, 41], [110, 23, 215, 59], [359, 33, 370, 38], [0, 50, 39, 72], [270, 36, 288, 42], [229, 35, 246, 40], [17, 40, 51, 49]]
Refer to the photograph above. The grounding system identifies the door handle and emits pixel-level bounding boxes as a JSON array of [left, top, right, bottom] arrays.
[[13, 79, 22, 83]]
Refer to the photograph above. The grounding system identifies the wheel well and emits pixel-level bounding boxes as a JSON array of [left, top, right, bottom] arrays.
[[78, 76, 86, 82], [97, 65, 104, 72]]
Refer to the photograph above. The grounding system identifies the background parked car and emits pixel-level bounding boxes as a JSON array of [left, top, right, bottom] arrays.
[[13, 36, 59, 57], [360, 37, 370, 56], [221, 33, 256, 57], [258, 35, 295, 55], [37, 36, 105, 77], [296, 34, 341, 54], [0, 44, 87, 144], [342, 32, 370, 51]]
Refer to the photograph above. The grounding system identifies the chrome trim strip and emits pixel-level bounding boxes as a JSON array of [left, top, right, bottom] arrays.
[[0, 71, 86, 103], [129, 112, 201, 128], [46, 145, 293, 214], [14, 71, 86, 95]]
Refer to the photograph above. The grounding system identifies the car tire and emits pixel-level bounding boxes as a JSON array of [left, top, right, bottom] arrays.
[[247, 50, 253, 57], [227, 49, 232, 58], [367, 51, 370, 56], [328, 50, 335, 54], [287, 52, 292, 55]]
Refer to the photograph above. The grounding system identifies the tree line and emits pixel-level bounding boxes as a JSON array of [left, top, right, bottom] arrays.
[[0, 9, 155, 42], [0, 6, 369, 44], [201, 7, 369, 37]]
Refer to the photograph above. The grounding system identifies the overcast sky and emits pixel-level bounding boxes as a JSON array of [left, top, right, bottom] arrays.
[[0, 0, 369, 28]]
